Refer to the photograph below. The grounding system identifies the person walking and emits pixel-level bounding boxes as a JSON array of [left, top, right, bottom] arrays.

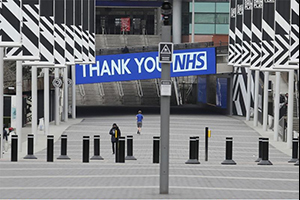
[[109, 123, 121, 154], [2, 126, 8, 153], [136, 110, 143, 134]]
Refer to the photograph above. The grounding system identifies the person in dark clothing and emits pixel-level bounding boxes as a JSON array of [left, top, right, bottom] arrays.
[[109, 123, 121, 154], [3, 126, 8, 142]]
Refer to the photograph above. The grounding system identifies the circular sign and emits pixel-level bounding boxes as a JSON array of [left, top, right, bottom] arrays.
[[52, 78, 62, 88]]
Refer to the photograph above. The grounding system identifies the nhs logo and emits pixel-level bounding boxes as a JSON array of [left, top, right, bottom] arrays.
[[173, 52, 207, 72], [76, 47, 216, 84]]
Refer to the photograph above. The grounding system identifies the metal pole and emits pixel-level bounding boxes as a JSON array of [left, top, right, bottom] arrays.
[[0, 47, 4, 158], [160, 25, 171, 194], [44, 68, 50, 135], [253, 70, 260, 126], [287, 70, 294, 149], [191, 0, 195, 43], [16, 61, 23, 152], [64, 66, 69, 122], [54, 69, 60, 125], [71, 65, 76, 119], [32, 66, 38, 147], [273, 72, 280, 141], [263, 72, 269, 131], [246, 68, 252, 121]]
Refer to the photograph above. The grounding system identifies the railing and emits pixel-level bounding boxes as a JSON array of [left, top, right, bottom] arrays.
[[185, 76, 197, 102], [172, 77, 182, 106], [97, 83, 105, 97], [155, 78, 160, 97], [116, 82, 124, 97], [97, 41, 228, 55], [136, 80, 143, 97], [78, 85, 86, 97]]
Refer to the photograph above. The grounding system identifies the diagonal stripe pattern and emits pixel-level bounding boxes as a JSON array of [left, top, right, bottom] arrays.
[[290, 0, 299, 61], [228, 0, 236, 66]]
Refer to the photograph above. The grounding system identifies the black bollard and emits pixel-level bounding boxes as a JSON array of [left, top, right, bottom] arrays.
[[295, 137, 299, 166], [221, 137, 236, 165], [90, 135, 104, 160], [47, 135, 54, 162], [116, 136, 125, 163], [288, 138, 298, 163], [205, 127, 209, 161], [125, 135, 137, 160], [195, 136, 199, 161], [24, 134, 37, 159], [186, 137, 200, 164], [258, 138, 272, 165], [82, 136, 90, 163], [11, 135, 18, 162], [153, 136, 160, 163], [255, 137, 265, 162], [57, 135, 70, 160]]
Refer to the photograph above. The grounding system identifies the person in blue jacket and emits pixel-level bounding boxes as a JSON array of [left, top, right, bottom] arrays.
[[136, 110, 144, 134], [109, 123, 121, 154]]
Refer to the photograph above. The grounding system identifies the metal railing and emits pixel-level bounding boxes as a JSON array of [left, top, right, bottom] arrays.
[[97, 83, 105, 97], [136, 80, 143, 97], [116, 82, 124, 97]]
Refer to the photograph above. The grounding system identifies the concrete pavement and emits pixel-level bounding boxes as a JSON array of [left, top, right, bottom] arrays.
[[0, 113, 298, 199]]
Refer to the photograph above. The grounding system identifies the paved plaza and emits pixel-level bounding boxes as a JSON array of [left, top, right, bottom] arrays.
[[0, 110, 299, 199]]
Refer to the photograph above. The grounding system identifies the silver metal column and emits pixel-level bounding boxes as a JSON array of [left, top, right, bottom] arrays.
[[160, 25, 171, 194], [287, 70, 295, 148], [273, 71, 281, 141], [63, 66, 68, 122], [16, 61, 23, 152], [44, 68, 50, 135], [172, 0, 182, 44], [71, 65, 76, 119], [54, 69, 60, 125], [253, 70, 260, 126], [246, 68, 252, 121], [31, 66, 38, 146], [263, 72, 269, 131]]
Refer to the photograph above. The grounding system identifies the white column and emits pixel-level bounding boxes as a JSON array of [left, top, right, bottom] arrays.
[[31, 66, 38, 146], [287, 70, 294, 149], [273, 72, 280, 141], [172, 0, 182, 44], [16, 61, 23, 152], [246, 68, 252, 121], [263, 72, 269, 131], [253, 70, 260, 126], [191, 0, 195, 43], [54, 69, 60, 125], [0, 48, 4, 158], [64, 66, 68, 122], [71, 65, 76, 119], [44, 68, 49, 135]]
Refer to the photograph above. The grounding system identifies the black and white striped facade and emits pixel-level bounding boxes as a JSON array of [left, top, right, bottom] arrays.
[[0, 0, 22, 47], [65, 0, 75, 65], [5, 0, 40, 60], [89, 0, 95, 63], [74, 0, 83, 63], [54, 0, 66, 66], [234, 0, 243, 67], [290, 0, 299, 62], [261, 0, 275, 69], [241, 0, 252, 66], [228, 0, 236, 66]]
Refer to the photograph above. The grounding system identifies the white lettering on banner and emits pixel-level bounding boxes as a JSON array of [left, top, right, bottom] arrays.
[[101, 61, 111, 76], [144, 57, 156, 73], [173, 52, 207, 72], [122, 59, 131, 75], [134, 58, 145, 73], [82, 65, 87, 77], [111, 60, 121, 75], [90, 63, 101, 77]]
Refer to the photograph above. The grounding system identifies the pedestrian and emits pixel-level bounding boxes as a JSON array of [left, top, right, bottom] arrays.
[[136, 110, 143, 134], [2, 126, 8, 153], [109, 123, 121, 154]]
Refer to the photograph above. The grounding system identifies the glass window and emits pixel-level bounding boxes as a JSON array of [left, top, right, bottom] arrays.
[[216, 14, 229, 24], [192, 24, 215, 34], [195, 14, 215, 24], [192, 2, 216, 13], [216, 24, 229, 34], [216, 3, 230, 13]]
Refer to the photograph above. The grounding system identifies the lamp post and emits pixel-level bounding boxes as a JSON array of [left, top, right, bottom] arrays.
[[160, 1, 172, 195]]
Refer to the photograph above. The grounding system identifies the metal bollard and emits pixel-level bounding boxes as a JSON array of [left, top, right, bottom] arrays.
[[186, 136, 200, 164], [47, 135, 54, 162], [24, 134, 37, 159], [57, 135, 70, 160], [11, 135, 18, 162], [205, 127, 209, 161], [221, 137, 236, 165], [288, 138, 298, 163], [258, 138, 272, 165], [125, 135, 137, 160], [153, 136, 160, 163], [116, 136, 125, 163], [195, 136, 199, 161], [255, 137, 265, 162], [295, 137, 299, 166], [82, 136, 90, 163], [90, 135, 104, 160]]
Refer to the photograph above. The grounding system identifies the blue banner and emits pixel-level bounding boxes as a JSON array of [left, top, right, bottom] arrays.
[[197, 77, 207, 104], [76, 47, 216, 84]]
